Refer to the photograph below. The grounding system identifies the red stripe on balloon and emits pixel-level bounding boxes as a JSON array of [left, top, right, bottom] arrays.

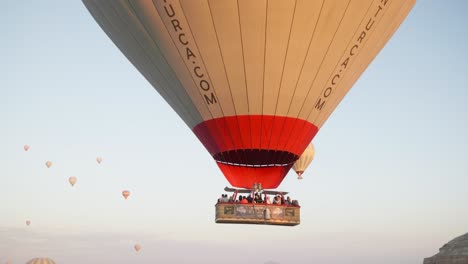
[[193, 115, 318, 189], [194, 115, 318, 155]]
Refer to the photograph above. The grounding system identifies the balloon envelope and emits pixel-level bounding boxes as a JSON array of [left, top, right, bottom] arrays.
[[24, 145, 30, 151], [45, 161, 52, 168], [26, 258, 55, 264], [293, 143, 315, 179], [84, 0, 415, 189], [122, 190, 130, 199], [69, 176, 77, 187], [134, 244, 142, 252]]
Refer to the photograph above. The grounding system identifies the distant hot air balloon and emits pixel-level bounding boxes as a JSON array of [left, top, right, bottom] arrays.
[[122, 190, 130, 200], [26, 220, 31, 226], [84, 0, 415, 189], [26, 258, 56, 264], [293, 143, 315, 180], [69, 176, 77, 187], [45, 161, 52, 168], [24, 145, 30, 151], [134, 244, 142, 252], [96, 157, 103, 164]]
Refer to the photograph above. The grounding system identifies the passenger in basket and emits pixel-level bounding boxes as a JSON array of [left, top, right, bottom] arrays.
[[285, 196, 292, 205], [265, 195, 272, 204], [238, 195, 243, 203], [254, 193, 263, 203], [273, 195, 281, 205], [240, 196, 248, 204], [247, 195, 253, 203]]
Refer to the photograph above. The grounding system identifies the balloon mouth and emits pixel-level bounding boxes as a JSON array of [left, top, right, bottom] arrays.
[[213, 149, 299, 168], [296, 171, 304, 180]]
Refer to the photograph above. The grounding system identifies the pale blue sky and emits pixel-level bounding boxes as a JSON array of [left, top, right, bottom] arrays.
[[1, 1, 467, 264]]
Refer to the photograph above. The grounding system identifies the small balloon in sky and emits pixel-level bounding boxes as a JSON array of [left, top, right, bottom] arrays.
[[134, 244, 142, 252], [122, 190, 130, 200], [293, 143, 315, 180], [96, 157, 103, 164], [69, 176, 77, 187], [26, 220, 31, 226], [24, 145, 30, 151], [45, 161, 52, 168]]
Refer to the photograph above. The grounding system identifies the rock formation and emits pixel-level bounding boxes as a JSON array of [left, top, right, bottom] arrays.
[[424, 233, 468, 264]]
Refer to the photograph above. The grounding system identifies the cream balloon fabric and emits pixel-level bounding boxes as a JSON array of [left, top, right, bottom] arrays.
[[293, 143, 315, 179], [26, 258, 56, 264], [84, 0, 415, 189]]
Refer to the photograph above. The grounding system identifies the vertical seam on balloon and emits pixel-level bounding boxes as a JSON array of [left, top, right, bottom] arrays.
[[236, 2, 253, 178], [313, 0, 409, 127], [178, 0, 242, 173], [99, 0, 199, 128], [206, 0, 248, 167], [119, 0, 199, 126], [275, 0, 324, 162], [308, 0, 380, 123], [286, 0, 353, 155], [236, 0, 252, 151], [178, 1, 227, 119], [205, 0, 246, 169], [260, 0, 268, 150], [157, 0, 219, 119], [147, 0, 224, 154], [293, 0, 352, 118], [266, 0, 298, 165], [98, 0, 197, 127], [176, 0, 239, 164]]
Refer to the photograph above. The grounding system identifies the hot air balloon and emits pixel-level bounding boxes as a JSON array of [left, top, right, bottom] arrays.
[[293, 143, 315, 180], [134, 244, 142, 252], [122, 190, 130, 200], [83, 0, 415, 190], [26, 220, 31, 226], [96, 157, 103, 164], [45, 161, 52, 168], [26, 258, 56, 264], [69, 176, 77, 187], [24, 145, 30, 151]]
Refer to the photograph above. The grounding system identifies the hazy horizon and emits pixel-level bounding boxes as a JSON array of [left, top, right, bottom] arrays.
[[2, 1, 468, 263]]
